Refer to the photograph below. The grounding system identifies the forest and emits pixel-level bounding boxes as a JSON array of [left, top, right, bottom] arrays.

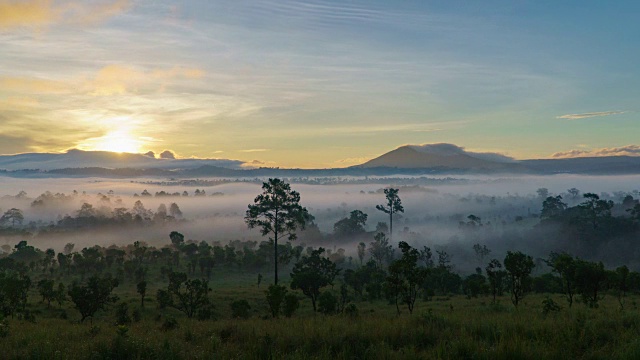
[[1, 177, 640, 359]]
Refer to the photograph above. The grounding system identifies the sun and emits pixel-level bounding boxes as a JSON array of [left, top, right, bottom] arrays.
[[81, 129, 143, 153]]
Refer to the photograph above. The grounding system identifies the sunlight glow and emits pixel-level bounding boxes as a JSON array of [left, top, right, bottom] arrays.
[[81, 129, 143, 153]]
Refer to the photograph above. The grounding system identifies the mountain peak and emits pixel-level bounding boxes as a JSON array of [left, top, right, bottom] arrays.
[[357, 143, 517, 170]]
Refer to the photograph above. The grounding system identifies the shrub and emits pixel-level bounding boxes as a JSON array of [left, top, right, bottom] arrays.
[[318, 291, 338, 315], [542, 296, 562, 316], [115, 302, 131, 325], [197, 305, 216, 321], [0, 317, 9, 338], [161, 317, 179, 331], [283, 293, 299, 317], [132, 307, 142, 322], [344, 303, 359, 318], [265, 284, 287, 318], [231, 299, 251, 319]]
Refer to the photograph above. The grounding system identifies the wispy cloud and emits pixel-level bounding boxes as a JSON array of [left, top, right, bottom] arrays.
[[556, 111, 626, 120], [551, 145, 640, 158], [239, 149, 270, 153], [0, 0, 131, 31]]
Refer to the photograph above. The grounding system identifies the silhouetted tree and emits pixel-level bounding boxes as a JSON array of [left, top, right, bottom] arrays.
[[357, 242, 366, 266], [486, 259, 506, 303], [333, 210, 368, 237], [137, 280, 147, 308], [547, 252, 577, 307], [541, 196, 567, 220], [156, 271, 210, 318], [290, 248, 339, 312], [376, 188, 404, 240], [504, 251, 534, 307], [369, 232, 393, 268], [0, 208, 24, 227], [384, 241, 428, 315], [245, 178, 310, 285], [68, 274, 119, 322], [574, 259, 607, 308]]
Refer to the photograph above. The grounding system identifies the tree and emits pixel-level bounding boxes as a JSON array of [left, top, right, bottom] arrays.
[[245, 178, 310, 285], [547, 252, 576, 307], [137, 280, 147, 308], [369, 232, 393, 268], [68, 274, 119, 322], [0, 208, 24, 227], [156, 271, 210, 318], [612, 265, 630, 309], [472, 243, 491, 267], [574, 259, 607, 308], [384, 241, 428, 315], [333, 210, 368, 237], [376, 188, 404, 240], [169, 231, 184, 249], [536, 188, 549, 199], [169, 203, 183, 218], [541, 196, 567, 220], [0, 271, 31, 317], [290, 248, 339, 312], [567, 187, 580, 200], [37, 279, 56, 308], [485, 259, 506, 303], [357, 242, 366, 266], [578, 193, 613, 229], [503, 251, 534, 307]]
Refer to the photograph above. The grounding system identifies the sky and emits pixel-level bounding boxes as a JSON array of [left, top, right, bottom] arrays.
[[1, 0, 639, 168]]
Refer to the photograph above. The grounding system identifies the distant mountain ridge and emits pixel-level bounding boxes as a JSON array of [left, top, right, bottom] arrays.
[[357, 144, 521, 171], [0, 149, 245, 171], [1, 144, 640, 177]]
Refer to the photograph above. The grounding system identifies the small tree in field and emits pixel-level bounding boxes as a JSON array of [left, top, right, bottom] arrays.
[[376, 188, 404, 240], [485, 259, 506, 303], [137, 280, 147, 307], [290, 248, 339, 312], [245, 178, 310, 285], [384, 241, 428, 315], [68, 274, 119, 322], [547, 252, 577, 307], [504, 251, 534, 307], [156, 271, 210, 318]]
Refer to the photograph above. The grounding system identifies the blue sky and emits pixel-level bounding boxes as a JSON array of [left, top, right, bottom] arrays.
[[0, 0, 638, 167]]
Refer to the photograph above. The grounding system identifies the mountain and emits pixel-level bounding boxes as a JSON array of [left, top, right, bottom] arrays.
[[2, 144, 640, 178], [0, 149, 245, 171], [357, 144, 522, 171], [522, 156, 640, 175]]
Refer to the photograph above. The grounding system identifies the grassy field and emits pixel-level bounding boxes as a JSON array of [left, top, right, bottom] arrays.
[[3, 268, 640, 360]]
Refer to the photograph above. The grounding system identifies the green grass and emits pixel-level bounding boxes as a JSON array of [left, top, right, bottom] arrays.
[[4, 268, 640, 360]]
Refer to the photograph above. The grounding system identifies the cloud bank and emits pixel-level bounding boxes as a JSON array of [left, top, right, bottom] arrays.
[[409, 143, 516, 163], [551, 145, 640, 158]]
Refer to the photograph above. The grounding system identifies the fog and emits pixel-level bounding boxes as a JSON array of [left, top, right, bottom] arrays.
[[1, 174, 640, 272]]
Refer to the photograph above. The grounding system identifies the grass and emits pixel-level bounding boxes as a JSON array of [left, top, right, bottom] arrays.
[[4, 271, 640, 360]]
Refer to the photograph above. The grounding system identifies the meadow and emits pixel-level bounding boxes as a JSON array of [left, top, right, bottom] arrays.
[[3, 264, 640, 360]]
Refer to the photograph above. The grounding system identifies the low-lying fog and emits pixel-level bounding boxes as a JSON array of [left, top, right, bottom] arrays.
[[1, 174, 639, 272]]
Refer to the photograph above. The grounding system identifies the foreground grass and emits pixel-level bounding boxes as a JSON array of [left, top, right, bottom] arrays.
[[4, 293, 640, 359]]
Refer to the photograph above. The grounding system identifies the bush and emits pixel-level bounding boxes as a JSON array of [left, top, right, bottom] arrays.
[[132, 307, 142, 322], [231, 299, 251, 319], [318, 291, 338, 315], [115, 302, 131, 325], [344, 303, 359, 318], [197, 305, 216, 321], [283, 294, 299, 318], [0, 317, 9, 338], [265, 285, 287, 318], [161, 317, 179, 331], [542, 296, 562, 316]]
